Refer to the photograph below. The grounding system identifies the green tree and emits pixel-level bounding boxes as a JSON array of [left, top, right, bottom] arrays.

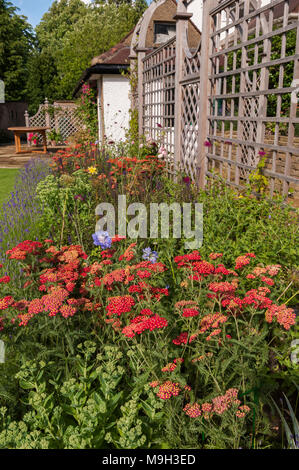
[[56, 1, 147, 98], [35, 0, 88, 54], [25, 50, 60, 114], [0, 0, 34, 101]]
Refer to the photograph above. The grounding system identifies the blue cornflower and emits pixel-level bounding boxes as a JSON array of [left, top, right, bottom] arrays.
[[92, 230, 112, 249], [142, 247, 158, 264]]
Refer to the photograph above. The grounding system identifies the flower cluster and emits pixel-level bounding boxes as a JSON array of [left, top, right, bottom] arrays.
[[184, 388, 250, 420]]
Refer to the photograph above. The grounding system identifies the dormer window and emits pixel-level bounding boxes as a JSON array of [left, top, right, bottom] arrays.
[[154, 22, 176, 44]]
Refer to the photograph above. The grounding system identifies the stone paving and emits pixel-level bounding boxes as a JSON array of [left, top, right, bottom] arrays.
[[0, 144, 60, 168]]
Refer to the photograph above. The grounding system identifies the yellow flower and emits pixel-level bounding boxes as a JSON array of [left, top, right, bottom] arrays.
[[88, 166, 97, 175]]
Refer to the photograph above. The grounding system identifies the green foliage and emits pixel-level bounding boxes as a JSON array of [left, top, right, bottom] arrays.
[[271, 386, 299, 449], [35, 171, 95, 248], [0, 343, 127, 449], [0, 0, 35, 101], [33, 0, 147, 100], [75, 84, 98, 140]]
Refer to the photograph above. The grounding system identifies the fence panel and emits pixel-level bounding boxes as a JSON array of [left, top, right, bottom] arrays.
[[26, 99, 85, 143], [206, 0, 299, 199], [142, 37, 176, 174], [139, 0, 299, 200]]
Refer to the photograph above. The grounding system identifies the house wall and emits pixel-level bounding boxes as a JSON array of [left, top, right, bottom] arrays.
[[99, 75, 131, 142]]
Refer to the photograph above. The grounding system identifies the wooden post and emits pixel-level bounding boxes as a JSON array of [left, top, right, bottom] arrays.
[[24, 110, 30, 146], [44, 98, 51, 144], [197, 0, 216, 189], [136, 48, 147, 137], [173, 4, 193, 177]]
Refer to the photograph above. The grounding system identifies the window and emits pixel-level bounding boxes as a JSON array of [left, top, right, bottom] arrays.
[[154, 22, 176, 44]]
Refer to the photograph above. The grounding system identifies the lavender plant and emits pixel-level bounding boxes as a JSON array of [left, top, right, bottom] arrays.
[[0, 158, 51, 282]]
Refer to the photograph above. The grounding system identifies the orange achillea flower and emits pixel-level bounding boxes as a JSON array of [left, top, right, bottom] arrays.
[[156, 381, 181, 400], [265, 303, 296, 330], [0, 296, 14, 310]]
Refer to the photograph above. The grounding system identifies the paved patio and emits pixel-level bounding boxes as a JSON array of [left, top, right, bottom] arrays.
[[0, 144, 61, 168]]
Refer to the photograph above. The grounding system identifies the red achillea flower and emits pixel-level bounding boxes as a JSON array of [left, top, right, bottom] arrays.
[[192, 261, 215, 275], [119, 243, 136, 262], [28, 298, 44, 315], [173, 357, 184, 364], [175, 300, 197, 309], [149, 381, 159, 388], [156, 381, 181, 400], [161, 362, 177, 372], [182, 308, 199, 318], [183, 403, 201, 418], [235, 253, 255, 269], [174, 251, 201, 267], [265, 304, 296, 330], [199, 313, 228, 334], [112, 235, 126, 243], [6, 240, 43, 260], [106, 295, 135, 316], [236, 405, 251, 418], [140, 308, 154, 316], [242, 289, 272, 310], [206, 328, 222, 341], [145, 315, 168, 331], [60, 305, 76, 318], [0, 296, 14, 310], [136, 270, 152, 279], [246, 274, 256, 279], [202, 402, 213, 419], [260, 276, 274, 286], [173, 332, 188, 345], [208, 281, 236, 294], [0, 276, 10, 283], [209, 253, 223, 260]]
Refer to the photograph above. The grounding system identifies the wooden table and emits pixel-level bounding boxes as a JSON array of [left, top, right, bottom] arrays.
[[8, 127, 50, 154]]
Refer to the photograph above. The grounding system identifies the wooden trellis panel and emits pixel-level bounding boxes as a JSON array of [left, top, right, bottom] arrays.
[[206, 0, 299, 197], [25, 99, 85, 143], [142, 37, 176, 174], [138, 0, 299, 200]]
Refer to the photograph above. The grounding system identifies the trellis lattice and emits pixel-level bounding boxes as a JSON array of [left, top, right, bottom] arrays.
[[137, 0, 299, 200], [26, 99, 85, 143], [142, 37, 176, 174], [206, 0, 299, 196]]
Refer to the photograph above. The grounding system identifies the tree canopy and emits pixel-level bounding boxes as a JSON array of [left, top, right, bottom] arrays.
[[0, 0, 35, 101], [28, 0, 147, 111], [0, 0, 147, 111]]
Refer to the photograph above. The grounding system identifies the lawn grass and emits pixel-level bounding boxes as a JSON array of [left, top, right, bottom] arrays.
[[0, 168, 19, 206]]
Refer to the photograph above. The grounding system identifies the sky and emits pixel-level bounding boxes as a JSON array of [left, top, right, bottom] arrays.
[[10, 0, 151, 29], [10, 0, 92, 29]]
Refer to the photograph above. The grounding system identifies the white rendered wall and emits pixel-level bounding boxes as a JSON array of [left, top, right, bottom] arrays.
[[187, 0, 203, 31], [102, 75, 130, 142], [187, 0, 271, 32]]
